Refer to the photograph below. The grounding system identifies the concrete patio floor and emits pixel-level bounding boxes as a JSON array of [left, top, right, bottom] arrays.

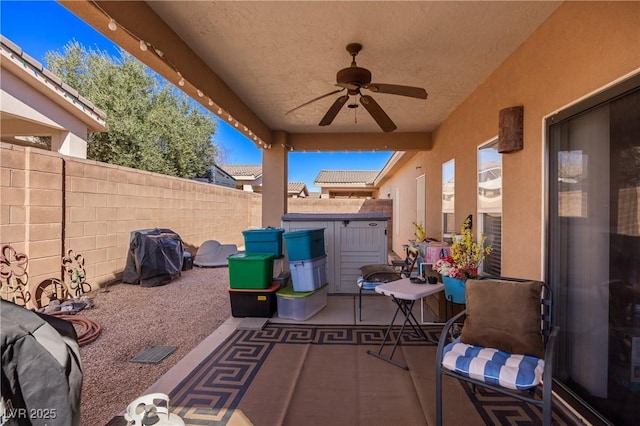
[[142, 293, 442, 397]]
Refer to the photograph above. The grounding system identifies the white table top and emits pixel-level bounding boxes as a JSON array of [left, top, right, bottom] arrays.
[[374, 277, 444, 300]]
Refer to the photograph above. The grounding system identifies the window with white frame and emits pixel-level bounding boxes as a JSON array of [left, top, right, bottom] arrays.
[[442, 160, 455, 243], [477, 140, 502, 276]]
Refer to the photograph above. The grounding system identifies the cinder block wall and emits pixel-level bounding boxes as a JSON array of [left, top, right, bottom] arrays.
[[1, 143, 393, 307], [1, 144, 64, 299], [1, 143, 261, 305]]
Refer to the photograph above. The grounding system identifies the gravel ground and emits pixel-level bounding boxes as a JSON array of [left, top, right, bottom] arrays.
[[75, 266, 231, 425]]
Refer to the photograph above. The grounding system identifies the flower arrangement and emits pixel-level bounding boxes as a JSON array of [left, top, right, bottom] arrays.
[[434, 218, 492, 280]]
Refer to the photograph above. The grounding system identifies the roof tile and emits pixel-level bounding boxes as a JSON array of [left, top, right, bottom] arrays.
[[220, 165, 262, 178], [314, 170, 379, 184]]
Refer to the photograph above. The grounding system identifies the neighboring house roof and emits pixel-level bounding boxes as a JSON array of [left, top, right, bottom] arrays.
[[220, 165, 262, 179], [314, 170, 380, 185], [288, 182, 308, 197], [192, 164, 236, 188], [0, 35, 107, 130]]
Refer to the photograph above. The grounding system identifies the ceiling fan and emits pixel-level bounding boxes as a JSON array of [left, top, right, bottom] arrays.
[[285, 43, 428, 132]]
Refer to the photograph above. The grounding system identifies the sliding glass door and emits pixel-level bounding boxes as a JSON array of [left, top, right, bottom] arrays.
[[548, 78, 640, 425]]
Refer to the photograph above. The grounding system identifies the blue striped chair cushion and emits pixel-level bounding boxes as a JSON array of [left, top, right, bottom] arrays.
[[442, 338, 544, 391], [357, 276, 384, 291]]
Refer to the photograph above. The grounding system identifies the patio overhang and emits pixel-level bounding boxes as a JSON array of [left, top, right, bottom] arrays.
[[58, 1, 559, 150], [58, 0, 562, 225]]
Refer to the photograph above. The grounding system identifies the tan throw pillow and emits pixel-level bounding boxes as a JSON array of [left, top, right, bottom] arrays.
[[460, 279, 544, 358]]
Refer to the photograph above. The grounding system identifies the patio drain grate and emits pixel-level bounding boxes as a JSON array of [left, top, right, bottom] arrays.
[[129, 346, 177, 364]]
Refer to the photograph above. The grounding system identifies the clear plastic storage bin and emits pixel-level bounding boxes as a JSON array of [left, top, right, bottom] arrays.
[[288, 254, 327, 292], [276, 284, 328, 321]]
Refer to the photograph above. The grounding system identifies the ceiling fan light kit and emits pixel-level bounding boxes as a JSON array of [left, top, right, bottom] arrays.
[[286, 43, 428, 132]]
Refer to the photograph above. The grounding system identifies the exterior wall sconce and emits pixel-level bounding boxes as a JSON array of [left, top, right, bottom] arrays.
[[498, 106, 524, 153]]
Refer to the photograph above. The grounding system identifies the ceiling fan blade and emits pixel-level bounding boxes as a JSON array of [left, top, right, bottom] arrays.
[[367, 83, 428, 99], [319, 94, 349, 126], [360, 95, 397, 132], [285, 88, 345, 115]]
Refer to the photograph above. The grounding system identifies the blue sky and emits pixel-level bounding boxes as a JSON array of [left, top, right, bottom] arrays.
[[0, 1, 392, 191]]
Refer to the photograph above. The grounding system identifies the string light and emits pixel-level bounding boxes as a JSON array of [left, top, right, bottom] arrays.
[[92, 1, 266, 150]]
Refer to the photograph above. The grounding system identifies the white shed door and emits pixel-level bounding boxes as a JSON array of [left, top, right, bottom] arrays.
[[334, 220, 388, 293]]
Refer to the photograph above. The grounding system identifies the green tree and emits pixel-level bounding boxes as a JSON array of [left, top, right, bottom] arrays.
[[45, 41, 217, 178]]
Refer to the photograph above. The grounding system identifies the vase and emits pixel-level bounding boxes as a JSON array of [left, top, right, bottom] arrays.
[[442, 276, 466, 304]]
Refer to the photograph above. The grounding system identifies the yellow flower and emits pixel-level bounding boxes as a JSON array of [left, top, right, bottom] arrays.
[[413, 221, 426, 242]]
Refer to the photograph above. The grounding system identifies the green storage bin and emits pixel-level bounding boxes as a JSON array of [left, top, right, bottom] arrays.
[[228, 253, 275, 289]]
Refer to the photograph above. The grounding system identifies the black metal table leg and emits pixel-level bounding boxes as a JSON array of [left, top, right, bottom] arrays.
[[367, 296, 427, 369]]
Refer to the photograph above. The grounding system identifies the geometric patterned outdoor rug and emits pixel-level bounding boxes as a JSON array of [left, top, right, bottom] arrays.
[[108, 324, 572, 426]]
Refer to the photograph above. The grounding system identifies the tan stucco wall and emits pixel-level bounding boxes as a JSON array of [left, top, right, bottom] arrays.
[[377, 152, 428, 256], [378, 1, 640, 280], [262, 136, 288, 227], [1, 142, 261, 305]]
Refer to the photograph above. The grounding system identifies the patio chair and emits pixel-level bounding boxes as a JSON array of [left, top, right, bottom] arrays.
[[357, 245, 418, 320], [435, 277, 557, 426]]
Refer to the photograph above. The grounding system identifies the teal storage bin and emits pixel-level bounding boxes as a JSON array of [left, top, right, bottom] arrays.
[[283, 228, 325, 261], [228, 253, 275, 289], [243, 228, 285, 257]]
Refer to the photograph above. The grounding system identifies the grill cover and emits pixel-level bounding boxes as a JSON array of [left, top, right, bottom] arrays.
[[122, 229, 184, 287]]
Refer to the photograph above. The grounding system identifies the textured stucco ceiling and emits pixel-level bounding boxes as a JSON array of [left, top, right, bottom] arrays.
[[147, 1, 560, 134]]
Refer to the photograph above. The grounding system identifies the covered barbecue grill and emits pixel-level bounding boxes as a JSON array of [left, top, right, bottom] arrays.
[[122, 229, 184, 287]]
